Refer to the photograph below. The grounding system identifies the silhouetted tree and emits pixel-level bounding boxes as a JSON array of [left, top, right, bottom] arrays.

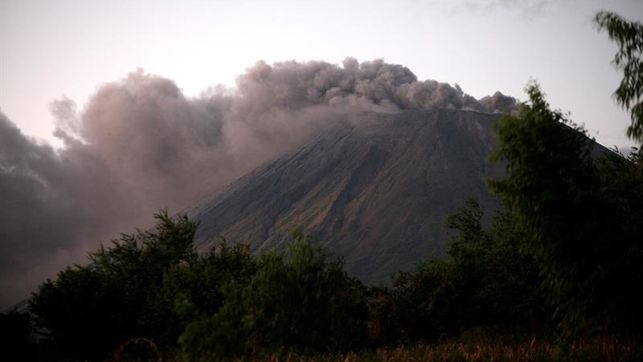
[[0, 312, 36, 360], [491, 83, 643, 337], [30, 211, 198, 360]]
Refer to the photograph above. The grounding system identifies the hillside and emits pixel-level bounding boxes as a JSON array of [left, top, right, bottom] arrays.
[[191, 108, 503, 284]]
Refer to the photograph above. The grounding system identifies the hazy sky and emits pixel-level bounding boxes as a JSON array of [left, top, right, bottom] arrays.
[[1, 0, 642, 148]]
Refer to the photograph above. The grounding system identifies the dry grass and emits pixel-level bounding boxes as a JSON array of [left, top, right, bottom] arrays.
[[255, 337, 641, 362], [130, 335, 641, 361]]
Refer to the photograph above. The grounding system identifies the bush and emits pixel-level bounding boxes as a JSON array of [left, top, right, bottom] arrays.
[[179, 238, 369, 360], [30, 211, 198, 360], [369, 199, 545, 346]]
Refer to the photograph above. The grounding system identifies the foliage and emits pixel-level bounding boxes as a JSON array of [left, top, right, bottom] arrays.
[[255, 336, 643, 362], [29, 215, 369, 361], [179, 236, 369, 361], [0, 312, 36, 360], [30, 211, 198, 359], [369, 199, 544, 346], [490, 83, 643, 336], [163, 239, 256, 325], [595, 11, 643, 143], [448, 200, 544, 330]]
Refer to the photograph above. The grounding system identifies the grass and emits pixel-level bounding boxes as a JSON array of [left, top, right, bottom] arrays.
[[139, 335, 641, 362], [272, 338, 640, 362]]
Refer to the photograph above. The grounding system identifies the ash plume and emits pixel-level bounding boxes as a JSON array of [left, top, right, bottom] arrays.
[[0, 59, 516, 308]]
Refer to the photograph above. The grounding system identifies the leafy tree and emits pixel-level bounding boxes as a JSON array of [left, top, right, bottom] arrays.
[[179, 236, 368, 360], [490, 83, 643, 336], [0, 312, 37, 360], [595, 11, 643, 143], [163, 239, 256, 328], [30, 211, 198, 359], [490, 84, 596, 335], [30, 265, 123, 359], [386, 259, 462, 343], [447, 200, 543, 330], [372, 199, 543, 346]]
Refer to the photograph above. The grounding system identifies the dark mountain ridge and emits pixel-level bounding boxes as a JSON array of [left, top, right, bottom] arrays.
[[191, 108, 503, 284]]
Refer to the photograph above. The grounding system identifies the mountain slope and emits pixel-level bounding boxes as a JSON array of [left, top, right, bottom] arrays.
[[191, 108, 503, 284]]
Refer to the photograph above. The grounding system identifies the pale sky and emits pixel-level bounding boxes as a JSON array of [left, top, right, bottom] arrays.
[[1, 0, 642, 148]]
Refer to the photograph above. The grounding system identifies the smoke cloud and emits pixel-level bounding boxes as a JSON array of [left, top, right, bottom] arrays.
[[0, 59, 516, 308]]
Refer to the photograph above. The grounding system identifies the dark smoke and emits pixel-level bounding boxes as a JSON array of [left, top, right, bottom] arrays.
[[0, 59, 516, 308]]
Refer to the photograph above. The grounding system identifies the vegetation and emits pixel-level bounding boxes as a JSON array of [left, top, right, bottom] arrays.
[[178, 235, 368, 360], [491, 84, 643, 337], [595, 11, 643, 142], [238, 336, 642, 362], [1, 9, 642, 362], [29, 211, 198, 359]]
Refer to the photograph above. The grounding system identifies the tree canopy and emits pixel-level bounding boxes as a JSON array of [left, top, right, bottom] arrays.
[[491, 83, 643, 336]]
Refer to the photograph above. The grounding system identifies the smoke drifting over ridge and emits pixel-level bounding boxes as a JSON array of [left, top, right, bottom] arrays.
[[0, 58, 516, 308]]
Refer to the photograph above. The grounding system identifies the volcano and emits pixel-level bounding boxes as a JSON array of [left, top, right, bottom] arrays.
[[190, 108, 503, 284]]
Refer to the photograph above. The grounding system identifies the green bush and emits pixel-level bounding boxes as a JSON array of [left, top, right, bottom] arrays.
[[369, 199, 545, 346], [30, 211, 198, 359], [179, 238, 369, 360]]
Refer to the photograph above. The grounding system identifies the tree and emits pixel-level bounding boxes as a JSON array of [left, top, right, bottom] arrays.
[[490, 83, 643, 337], [595, 11, 643, 143], [30, 211, 199, 360], [490, 84, 598, 336], [30, 265, 123, 359], [163, 239, 256, 328], [370, 199, 544, 346], [178, 236, 368, 360], [0, 312, 35, 360]]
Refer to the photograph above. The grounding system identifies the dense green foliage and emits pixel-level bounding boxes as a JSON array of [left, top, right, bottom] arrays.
[[29, 211, 198, 359], [25, 219, 369, 361], [179, 237, 368, 360], [367, 199, 545, 347], [491, 84, 643, 336]]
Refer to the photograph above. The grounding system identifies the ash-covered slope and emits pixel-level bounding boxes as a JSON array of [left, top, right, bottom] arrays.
[[192, 108, 502, 284]]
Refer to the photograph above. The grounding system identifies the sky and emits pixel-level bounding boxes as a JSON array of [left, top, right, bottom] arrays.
[[1, 0, 642, 149]]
